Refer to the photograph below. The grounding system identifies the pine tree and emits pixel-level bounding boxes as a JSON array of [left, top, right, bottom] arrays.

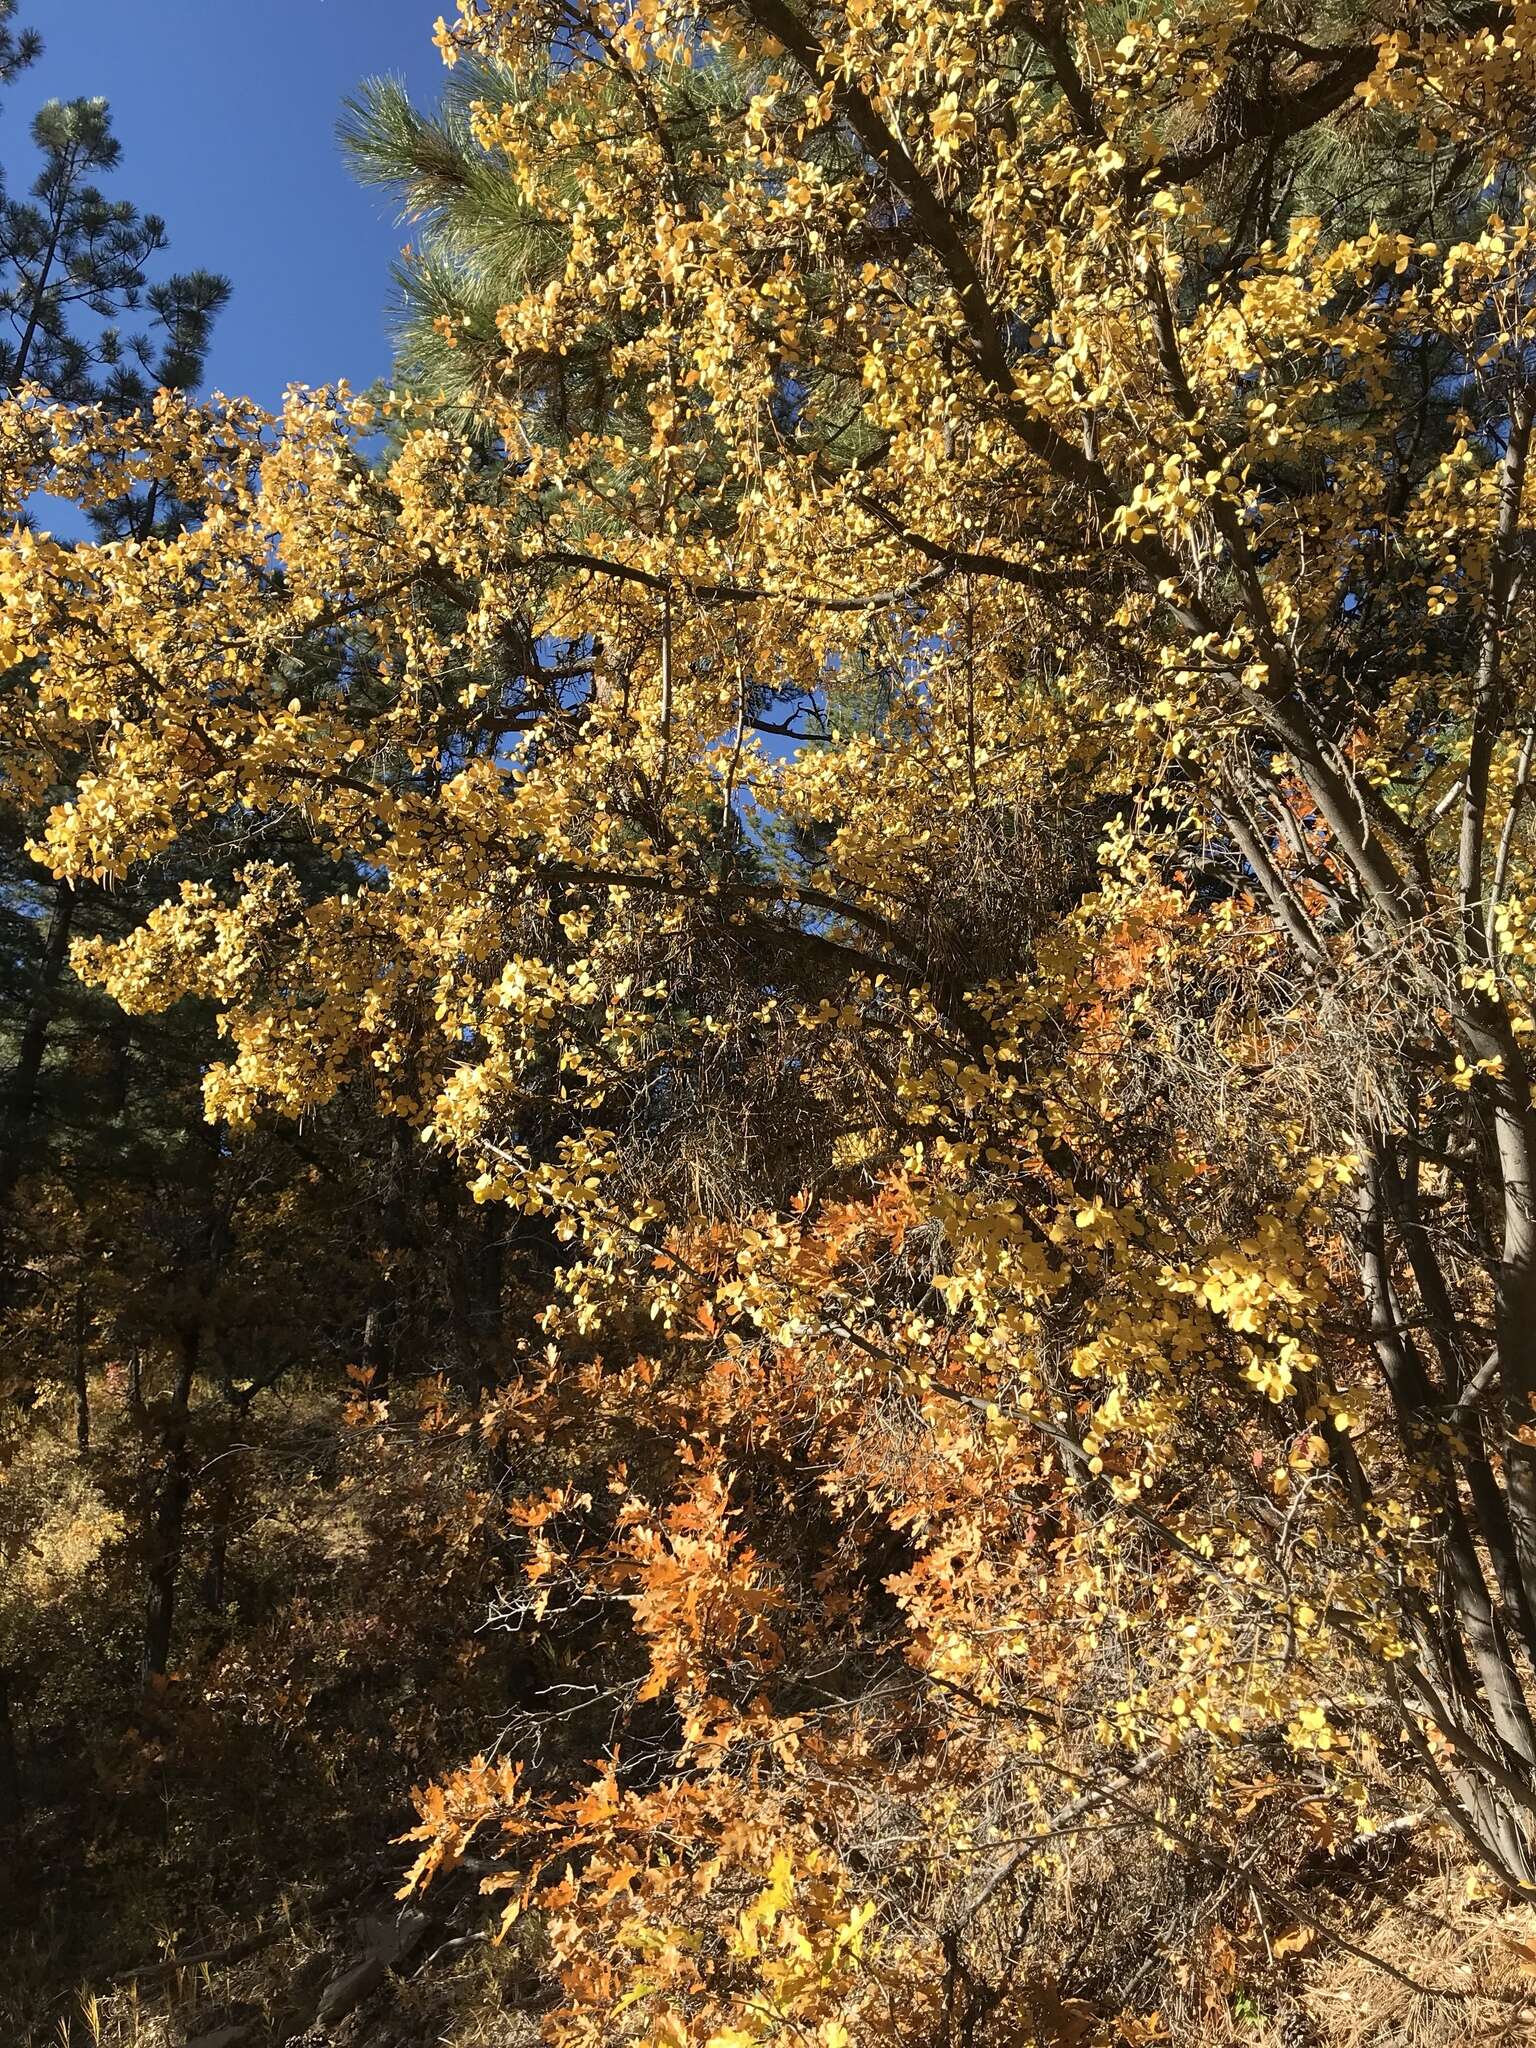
[[86, 267, 232, 539], [0, 70, 229, 1286], [0, 1, 39, 94], [0, 93, 174, 404], [0, 249, 229, 1229]]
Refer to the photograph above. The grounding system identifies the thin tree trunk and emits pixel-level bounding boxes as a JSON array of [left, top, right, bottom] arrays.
[[445, 1226, 479, 1403], [1358, 1157, 1536, 1776], [477, 1202, 504, 1380], [201, 1435, 238, 1615], [0, 1665, 21, 1828], [142, 1337, 196, 1687], [658, 588, 674, 794], [7, 164, 68, 390], [0, 877, 75, 1216], [73, 1279, 89, 1454], [360, 1122, 412, 1395], [1379, 1141, 1536, 1666], [142, 1121, 227, 1687]]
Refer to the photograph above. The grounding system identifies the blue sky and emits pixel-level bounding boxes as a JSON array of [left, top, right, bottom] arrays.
[[6, 0, 452, 405]]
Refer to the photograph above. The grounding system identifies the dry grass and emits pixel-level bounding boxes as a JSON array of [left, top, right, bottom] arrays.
[[25, 1830, 1536, 2047], [1302, 1865, 1536, 2048]]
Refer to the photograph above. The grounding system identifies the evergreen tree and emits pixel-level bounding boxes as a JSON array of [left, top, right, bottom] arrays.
[[0, 1, 39, 95], [0, 63, 230, 1271], [86, 266, 232, 538], [0, 248, 229, 1228], [0, 93, 174, 404]]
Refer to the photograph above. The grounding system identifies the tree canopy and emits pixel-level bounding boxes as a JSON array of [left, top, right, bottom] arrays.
[[6, 4, 1536, 2045]]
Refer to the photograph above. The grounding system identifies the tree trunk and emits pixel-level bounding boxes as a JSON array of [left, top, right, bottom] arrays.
[[202, 1480, 231, 1615], [477, 1203, 505, 1380], [142, 1338, 196, 1688], [142, 1122, 227, 1687], [201, 1412, 244, 1615], [442, 1168, 504, 1401], [0, 1665, 21, 1828], [7, 163, 68, 391], [360, 1121, 413, 1394], [73, 1280, 90, 1454], [0, 877, 75, 1218], [445, 1229, 480, 1403]]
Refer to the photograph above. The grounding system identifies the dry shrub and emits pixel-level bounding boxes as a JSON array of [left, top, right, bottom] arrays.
[[892, 793, 1107, 990], [948, 1826, 1536, 2047], [598, 918, 896, 1220], [1113, 909, 1452, 1235]]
